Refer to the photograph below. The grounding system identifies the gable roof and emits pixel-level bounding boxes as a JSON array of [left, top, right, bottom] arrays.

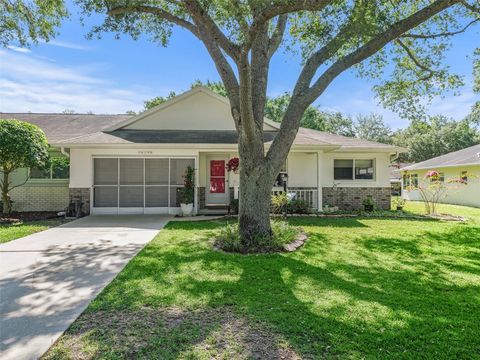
[[1, 91, 405, 153], [401, 144, 480, 171], [106, 86, 280, 132]]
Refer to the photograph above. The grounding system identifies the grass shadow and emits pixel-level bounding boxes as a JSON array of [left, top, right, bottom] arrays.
[[46, 217, 480, 359]]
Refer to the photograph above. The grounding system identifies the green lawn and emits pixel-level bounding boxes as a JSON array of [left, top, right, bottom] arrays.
[[0, 219, 65, 244], [46, 204, 480, 359]]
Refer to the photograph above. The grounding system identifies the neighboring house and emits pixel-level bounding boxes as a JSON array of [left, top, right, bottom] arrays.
[[401, 144, 480, 208], [389, 162, 412, 196], [1, 87, 404, 215]]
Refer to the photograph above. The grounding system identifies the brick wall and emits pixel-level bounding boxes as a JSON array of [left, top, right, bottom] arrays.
[[323, 187, 391, 210], [198, 187, 206, 209], [10, 184, 70, 212], [69, 188, 91, 215]]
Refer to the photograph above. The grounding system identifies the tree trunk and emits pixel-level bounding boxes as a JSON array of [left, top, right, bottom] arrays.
[[238, 165, 274, 248], [1, 171, 11, 215]]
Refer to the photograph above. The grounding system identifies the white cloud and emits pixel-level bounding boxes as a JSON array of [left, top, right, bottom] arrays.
[[0, 50, 152, 114], [44, 40, 92, 51], [6, 45, 31, 53]]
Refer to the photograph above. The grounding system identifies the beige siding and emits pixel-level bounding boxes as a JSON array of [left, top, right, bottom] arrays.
[[287, 153, 318, 187], [402, 165, 480, 208], [124, 91, 276, 131]]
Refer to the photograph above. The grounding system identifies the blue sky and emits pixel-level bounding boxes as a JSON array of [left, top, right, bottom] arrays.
[[0, 6, 478, 130]]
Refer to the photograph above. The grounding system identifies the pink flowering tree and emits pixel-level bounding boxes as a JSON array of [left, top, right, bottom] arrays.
[[405, 170, 473, 215]]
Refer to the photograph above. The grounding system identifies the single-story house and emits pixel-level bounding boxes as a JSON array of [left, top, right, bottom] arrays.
[[2, 87, 404, 215], [389, 162, 412, 196], [401, 144, 480, 208]]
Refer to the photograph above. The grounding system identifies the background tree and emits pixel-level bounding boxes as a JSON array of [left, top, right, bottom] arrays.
[[354, 114, 392, 144], [392, 115, 479, 162], [75, 0, 479, 247], [0, 119, 50, 214], [0, 0, 68, 47]]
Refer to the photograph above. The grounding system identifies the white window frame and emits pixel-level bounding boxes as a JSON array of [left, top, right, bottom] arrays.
[[333, 158, 376, 181]]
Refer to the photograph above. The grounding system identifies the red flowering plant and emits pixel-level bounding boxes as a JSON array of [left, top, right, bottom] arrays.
[[404, 169, 475, 215], [226, 157, 240, 173]]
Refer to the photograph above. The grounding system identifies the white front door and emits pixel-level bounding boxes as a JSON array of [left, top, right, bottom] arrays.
[[206, 156, 229, 205]]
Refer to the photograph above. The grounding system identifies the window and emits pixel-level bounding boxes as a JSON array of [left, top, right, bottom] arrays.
[[30, 158, 69, 180], [355, 159, 374, 180], [461, 171, 468, 184], [334, 160, 353, 180], [403, 173, 419, 189], [429, 172, 445, 182], [334, 159, 375, 180]]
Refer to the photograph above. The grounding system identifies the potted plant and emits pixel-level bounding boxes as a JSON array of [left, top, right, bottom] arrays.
[[393, 197, 406, 211], [180, 165, 195, 216], [362, 196, 375, 212]]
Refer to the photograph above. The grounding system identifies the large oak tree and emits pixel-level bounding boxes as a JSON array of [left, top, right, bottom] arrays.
[[72, 0, 478, 246]]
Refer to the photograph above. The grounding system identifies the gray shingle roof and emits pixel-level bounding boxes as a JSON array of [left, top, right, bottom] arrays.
[[0, 113, 131, 143], [0, 112, 403, 151], [59, 130, 278, 144], [402, 144, 480, 171]]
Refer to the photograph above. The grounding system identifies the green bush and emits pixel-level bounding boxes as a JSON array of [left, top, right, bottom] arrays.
[[287, 199, 311, 214], [214, 220, 300, 253], [271, 193, 288, 214]]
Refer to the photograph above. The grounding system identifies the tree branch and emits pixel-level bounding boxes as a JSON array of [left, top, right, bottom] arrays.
[[396, 39, 435, 81], [460, 0, 480, 14], [267, 0, 462, 169], [401, 18, 479, 38], [267, 14, 288, 58], [228, 0, 250, 35], [183, 0, 241, 61], [245, 0, 333, 50], [108, 5, 199, 36], [108, 2, 241, 128]]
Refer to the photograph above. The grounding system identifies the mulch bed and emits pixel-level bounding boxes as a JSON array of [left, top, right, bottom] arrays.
[[0, 211, 60, 224]]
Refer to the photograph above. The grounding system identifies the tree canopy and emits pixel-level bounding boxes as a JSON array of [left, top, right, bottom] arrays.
[[0, 119, 50, 213], [392, 115, 479, 162], [0, 0, 68, 47]]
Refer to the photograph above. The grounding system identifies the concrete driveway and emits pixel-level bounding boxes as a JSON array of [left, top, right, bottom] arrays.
[[0, 215, 171, 360]]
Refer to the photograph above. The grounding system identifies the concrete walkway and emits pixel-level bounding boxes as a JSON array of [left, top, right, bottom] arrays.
[[0, 215, 171, 360]]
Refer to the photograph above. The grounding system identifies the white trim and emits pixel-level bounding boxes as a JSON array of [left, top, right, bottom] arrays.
[[401, 162, 480, 171]]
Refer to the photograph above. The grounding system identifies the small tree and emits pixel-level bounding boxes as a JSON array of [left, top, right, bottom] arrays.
[[405, 170, 474, 215], [0, 120, 50, 214]]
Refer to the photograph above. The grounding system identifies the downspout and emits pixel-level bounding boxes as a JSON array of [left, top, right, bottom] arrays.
[[60, 147, 70, 158]]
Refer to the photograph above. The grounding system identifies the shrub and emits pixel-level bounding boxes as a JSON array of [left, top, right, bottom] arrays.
[[287, 199, 311, 214], [271, 193, 288, 214], [215, 220, 300, 253], [179, 165, 194, 204]]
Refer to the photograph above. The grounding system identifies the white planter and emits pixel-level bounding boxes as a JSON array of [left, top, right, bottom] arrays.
[[180, 203, 194, 216]]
